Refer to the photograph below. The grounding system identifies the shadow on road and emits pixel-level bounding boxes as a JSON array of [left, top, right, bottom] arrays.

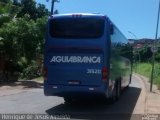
[[0, 81, 43, 88], [46, 87, 141, 120]]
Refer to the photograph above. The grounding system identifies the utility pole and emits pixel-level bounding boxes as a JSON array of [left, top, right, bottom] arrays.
[[50, 0, 60, 15], [150, 0, 160, 92]]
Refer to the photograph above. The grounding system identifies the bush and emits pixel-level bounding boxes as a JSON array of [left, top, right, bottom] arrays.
[[134, 63, 152, 78], [20, 60, 41, 80]]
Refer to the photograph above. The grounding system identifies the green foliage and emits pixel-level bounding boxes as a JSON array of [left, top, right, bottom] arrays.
[[155, 48, 160, 62], [17, 0, 37, 20], [134, 63, 160, 89], [0, 15, 11, 25], [134, 46, 153, 63], [0, 0, 49, 81], [17, 57, 28, 70], [154, 65, 160, 89], [0, 16, 47, 78], [36, 4, 50, 18], [134, 63, 152, 78], [0, 0, 12, 4], [17, 0, 49, 20], [0, 0, 20, 28], [21, 60, 40, 79], [13, 0, 21, 6], [0, 0, 20, 15], [135, 45, 160, 63]]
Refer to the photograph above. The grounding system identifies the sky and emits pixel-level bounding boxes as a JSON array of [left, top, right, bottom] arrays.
[[36, 0, 159, 39]]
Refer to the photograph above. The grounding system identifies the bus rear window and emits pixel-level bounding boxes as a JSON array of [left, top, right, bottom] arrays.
[[49, 17, 105, 39]]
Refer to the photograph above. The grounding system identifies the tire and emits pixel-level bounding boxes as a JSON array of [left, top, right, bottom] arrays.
[[129, 74, 132, 84], [108, 82, 117, 104], [116, 79, 121, 100], [64, 97, 73, 104], [126, 83, 130, 89], [126, 75, 131, 89], [64, 97, 79, 105], [109, 79, 121, 103]]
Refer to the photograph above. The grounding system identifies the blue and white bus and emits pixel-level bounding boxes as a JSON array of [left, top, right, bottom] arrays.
[[43, 13, 132, 103]]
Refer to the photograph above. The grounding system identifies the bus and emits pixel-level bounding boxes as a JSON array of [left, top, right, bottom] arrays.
[[43, 13, 132, 103]]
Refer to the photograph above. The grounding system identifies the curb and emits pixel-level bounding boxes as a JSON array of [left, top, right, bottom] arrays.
[[134, 73, 160, 114], [134, 73, 160, 93]]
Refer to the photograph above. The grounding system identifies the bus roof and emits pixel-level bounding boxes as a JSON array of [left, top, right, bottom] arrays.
[[49, 13, 107, 19]]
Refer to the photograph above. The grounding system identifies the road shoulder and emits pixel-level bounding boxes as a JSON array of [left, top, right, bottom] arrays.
[[0, 80, 43, 97], [134, 73, 160, 114]]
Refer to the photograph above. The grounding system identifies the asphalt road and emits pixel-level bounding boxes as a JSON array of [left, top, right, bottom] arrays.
[[0, 75, 146, 120]]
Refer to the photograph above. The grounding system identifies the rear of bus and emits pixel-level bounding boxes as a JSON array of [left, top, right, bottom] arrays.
[[44, 13, 111, 99]]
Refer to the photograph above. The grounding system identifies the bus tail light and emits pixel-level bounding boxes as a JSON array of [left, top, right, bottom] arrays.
[[102, 67, 108, 81], [43, 67, 48, 80]]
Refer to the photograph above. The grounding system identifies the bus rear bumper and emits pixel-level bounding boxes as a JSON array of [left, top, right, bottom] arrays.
[[44, 81, 108, 98]]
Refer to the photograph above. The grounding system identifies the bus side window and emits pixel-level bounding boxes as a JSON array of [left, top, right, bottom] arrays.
[[110, 23, 114, 35]]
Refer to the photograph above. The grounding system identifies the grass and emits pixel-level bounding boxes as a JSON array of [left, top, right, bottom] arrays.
[[134, 62, 160, 89]]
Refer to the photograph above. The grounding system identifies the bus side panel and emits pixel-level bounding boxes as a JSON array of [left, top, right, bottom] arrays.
[[110, 26, 131, 89]]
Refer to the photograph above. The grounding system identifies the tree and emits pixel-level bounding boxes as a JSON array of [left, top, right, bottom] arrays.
[[135, 46, 152, 62], [0, 0, 12, 14], [0, 15, 48, 80], [17, 0, 49, 20], [37, 4, 50, 18], [0, 0, 49, 81], [13, 0, 21, 6], [17, 0, 37, 20], [0, 0, 12, 4], [0, 0, 20, 27]]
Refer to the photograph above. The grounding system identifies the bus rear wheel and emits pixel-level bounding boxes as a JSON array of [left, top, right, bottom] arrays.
[[64, 97, 80, 104], [116, 79, 121, 99], [110, 79, 121, 103]]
